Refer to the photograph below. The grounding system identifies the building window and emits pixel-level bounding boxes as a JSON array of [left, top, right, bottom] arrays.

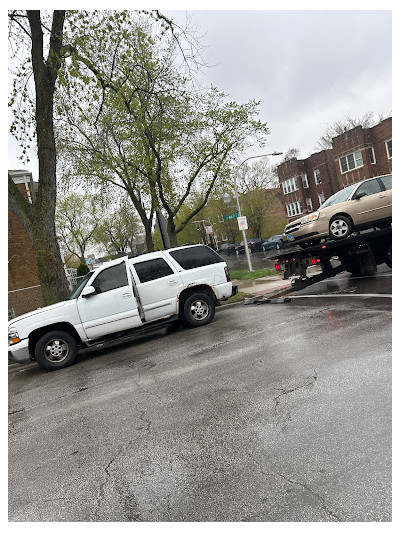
[[301, 173, 309, 188], [339, 150, 363, 173], [368, 147, 376, 164], [282, 177, 299, 195], [286, 201, 302, 217], [386, 139, 392, 159], [318, 193, 325, 206], [314, 169, 322, 184], [306, 197, 313, 212]]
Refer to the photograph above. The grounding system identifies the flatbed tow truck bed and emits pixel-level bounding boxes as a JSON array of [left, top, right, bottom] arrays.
[[271, 227, 392, 292]]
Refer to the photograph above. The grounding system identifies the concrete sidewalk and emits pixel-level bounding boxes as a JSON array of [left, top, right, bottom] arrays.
[[233, 274, 292, 297]]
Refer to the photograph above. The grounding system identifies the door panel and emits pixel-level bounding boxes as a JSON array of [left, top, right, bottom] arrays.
[[78, 260, 142, 339], [351, 179, 392, 226], [129, 257, 183, 322]]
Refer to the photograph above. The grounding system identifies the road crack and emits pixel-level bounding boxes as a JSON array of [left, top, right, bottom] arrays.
[[269, 471, 343, 521], [93, 409, 151, 521]]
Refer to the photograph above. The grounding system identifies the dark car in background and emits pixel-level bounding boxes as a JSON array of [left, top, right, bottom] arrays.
[[262, 234, 285, 251], [235, 238, 264, 255], [218, 242, 239, 255]]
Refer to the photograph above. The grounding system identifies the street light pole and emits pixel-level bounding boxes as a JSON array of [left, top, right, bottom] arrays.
[[233, 151, 283, 272]]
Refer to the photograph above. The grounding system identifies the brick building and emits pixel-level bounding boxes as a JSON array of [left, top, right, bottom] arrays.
[[278, 117, 392, 223], [8, 170, 43, 318]]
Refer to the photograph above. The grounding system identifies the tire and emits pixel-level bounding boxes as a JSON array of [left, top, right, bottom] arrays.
[[182, 293, 215, 327], [34, 330, 77, 371], [329, 215, 353, 240], [386, 244, 392, 269]]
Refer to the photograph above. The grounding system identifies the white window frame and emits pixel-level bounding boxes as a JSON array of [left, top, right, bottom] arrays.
[[306, 197, 313, 212], [286, 201, 302, 217], [282, 177, 299, 195], [339, 150, 363, 174], [318, 193, 325, 206], [368, 146, 376, 164], [301, 173, 309, 188], [314, 169, 322, 184], [385, 139, 392, 159]]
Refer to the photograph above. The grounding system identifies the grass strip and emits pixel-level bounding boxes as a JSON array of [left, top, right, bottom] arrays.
[[229, 269, 276, 281]]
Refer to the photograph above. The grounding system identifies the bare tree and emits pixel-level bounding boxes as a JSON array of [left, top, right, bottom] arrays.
[[314, 112, 390, 151]]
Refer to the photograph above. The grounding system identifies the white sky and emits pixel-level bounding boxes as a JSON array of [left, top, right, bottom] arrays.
[[7, 3, 393, 177], [164, 8, 392, 164]]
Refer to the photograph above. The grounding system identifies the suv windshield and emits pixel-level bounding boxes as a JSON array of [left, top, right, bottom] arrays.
[[320, 184, 358, 209], [67, 272, 94, 300]]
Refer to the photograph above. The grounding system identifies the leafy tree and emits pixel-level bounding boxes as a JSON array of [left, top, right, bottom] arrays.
[[8, 9, 198, 303], [93, 201, 144, 256], [56, 192, 103, 263], [55, 12, 269, 249]]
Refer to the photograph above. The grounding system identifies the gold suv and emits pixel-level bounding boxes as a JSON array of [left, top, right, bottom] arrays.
[[283, 174, 392, 247]]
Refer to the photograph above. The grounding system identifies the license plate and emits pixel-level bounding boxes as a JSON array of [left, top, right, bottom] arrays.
[[287, 234, 294, 242]]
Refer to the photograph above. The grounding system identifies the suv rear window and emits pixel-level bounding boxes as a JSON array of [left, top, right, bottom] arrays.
[[134, 258, 174, 283], [169, 246, 223, 270]]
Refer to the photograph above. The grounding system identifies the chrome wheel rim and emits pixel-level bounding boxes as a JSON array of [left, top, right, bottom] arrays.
[[330, 219, 349, 237], [190, 300, 210, 321], [44, 339, 70, 363]]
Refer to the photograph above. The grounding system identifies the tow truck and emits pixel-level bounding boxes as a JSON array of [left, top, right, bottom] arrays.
[[273, 226, 392, 291]]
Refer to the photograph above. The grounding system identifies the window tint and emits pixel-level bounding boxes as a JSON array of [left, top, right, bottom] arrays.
[[134, 258, 174, 283], [169, 246, 223, 270], [379, 174, 392, 191], [355, 179, 381, 197], [92, 263, 128, 293]]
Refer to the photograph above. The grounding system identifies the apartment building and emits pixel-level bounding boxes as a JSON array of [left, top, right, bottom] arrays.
[[278, 117, 392, 222], [8, 170, 43, 317]]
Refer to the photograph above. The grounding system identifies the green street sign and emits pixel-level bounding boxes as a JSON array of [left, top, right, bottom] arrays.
[[224, 211, 239, 220]]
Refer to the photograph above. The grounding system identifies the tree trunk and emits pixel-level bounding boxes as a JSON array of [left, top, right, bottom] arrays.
[[8, 11, 70, 305], [167, 218, 178, 248]]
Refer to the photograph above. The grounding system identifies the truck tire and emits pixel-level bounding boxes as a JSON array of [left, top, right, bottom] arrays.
[[329, 215, 353, 240], [386, 244, 392, 269], [34, 330, 77, 371], [182, 293, 215, 327]]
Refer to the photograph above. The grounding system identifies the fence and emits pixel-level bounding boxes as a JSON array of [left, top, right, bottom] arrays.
[[8, 271, 86, 318]]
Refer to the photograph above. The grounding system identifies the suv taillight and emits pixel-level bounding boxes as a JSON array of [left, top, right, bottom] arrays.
[[224, 266, 231, 282]]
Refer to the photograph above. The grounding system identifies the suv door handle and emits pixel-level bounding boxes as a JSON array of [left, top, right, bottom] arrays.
[[168, 279, 178, 286], [122, 292, 132, 299]]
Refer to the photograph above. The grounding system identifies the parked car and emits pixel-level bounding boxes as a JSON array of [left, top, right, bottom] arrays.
[[218, 242, 239, 255], [235, 238, 264, 255], [283, 174, 392, 247], [262, 235, 285, 251], [8, 245, 237, 371]]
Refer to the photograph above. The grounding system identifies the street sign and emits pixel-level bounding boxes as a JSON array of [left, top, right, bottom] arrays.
[[204, 225, 213, 235], [237, 216, 248, 230], [224, 212, 239, 220]]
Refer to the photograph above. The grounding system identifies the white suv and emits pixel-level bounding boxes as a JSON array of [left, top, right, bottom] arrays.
[[8, 245, 237, 371]]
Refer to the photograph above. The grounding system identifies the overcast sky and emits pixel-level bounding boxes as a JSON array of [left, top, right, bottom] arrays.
[[164, 8, 392, 165], [7, 6, 392, 176]]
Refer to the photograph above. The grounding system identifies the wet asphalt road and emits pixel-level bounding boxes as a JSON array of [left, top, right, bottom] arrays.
[[8, 266, 392, 522]]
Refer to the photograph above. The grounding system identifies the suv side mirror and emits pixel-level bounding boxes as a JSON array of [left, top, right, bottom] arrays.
[[353, 191, 367, 200], [81, 286, 96, 298]]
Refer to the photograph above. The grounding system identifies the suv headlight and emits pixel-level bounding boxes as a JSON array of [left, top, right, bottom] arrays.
[[301, 212, 320, 225], [8, 326, 21, 346]]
